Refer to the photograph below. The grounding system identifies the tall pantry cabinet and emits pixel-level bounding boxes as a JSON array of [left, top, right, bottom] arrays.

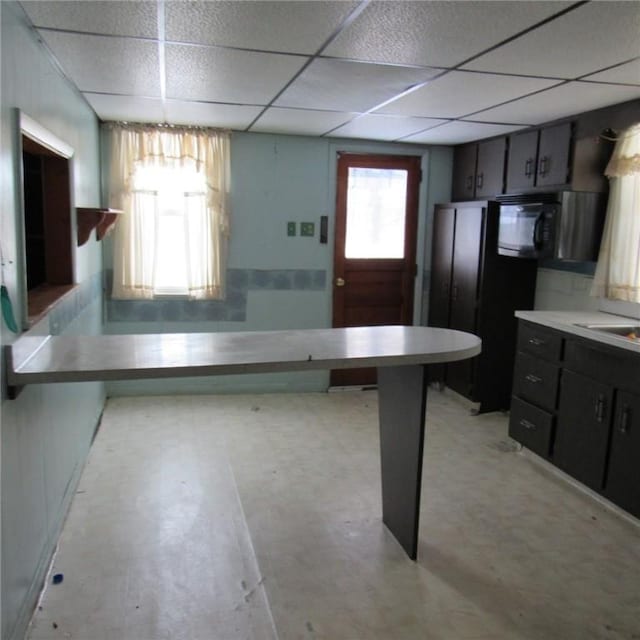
[[428, 200, 538, 413]]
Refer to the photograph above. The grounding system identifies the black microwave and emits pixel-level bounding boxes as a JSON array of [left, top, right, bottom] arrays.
[[496, 192, 606, 261]]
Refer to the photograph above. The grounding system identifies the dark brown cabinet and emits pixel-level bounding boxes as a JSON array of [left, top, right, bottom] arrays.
[[428, 201, 537, 412], [452, 138, 506, 201], [606, 391, 640, 517], [509, 322, 563, 459], [556, 370, 614, 491], [506, 122, 572, 192], [510, 319, 640, 519]]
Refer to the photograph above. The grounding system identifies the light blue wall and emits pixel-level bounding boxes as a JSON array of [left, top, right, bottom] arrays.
[[104, 132, 453, 395], [1, 3, 105, 639]]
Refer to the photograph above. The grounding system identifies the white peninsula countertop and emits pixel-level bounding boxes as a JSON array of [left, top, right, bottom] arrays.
[[515, 310, 640, 354]]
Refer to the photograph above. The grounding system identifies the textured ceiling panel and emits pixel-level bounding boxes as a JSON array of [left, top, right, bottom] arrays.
[[274, 59, 440, 112], [39, 31, 161, 96], [164, 101, 263, 128], [328, 114, 448, 141], [165, 44, 307, 104], [20, 0, 158, 38], [324, 0, 574, 67], [402, 121, 524, 145], [378, 71, 560, 119], [250, 107, 355, 136], [84, 94, 165, 123], [165, 1, 359, 54], [471, 82, 640, 126], [582, 59, 640, 86], [463, 2, 640, 78]]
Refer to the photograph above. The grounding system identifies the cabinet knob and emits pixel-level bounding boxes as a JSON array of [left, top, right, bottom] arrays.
[[476, 173, 484, 189], [528, 337, 546, 346], [525, 158, 533, 177], [519, 418, 536, 430], [525, 373, 542, 384], [595, 394, 606, 423], [335, 277, 345, 287], [466, 176, 473, 191], [619, 405, 631, 434], [538, 156, 549, 176]]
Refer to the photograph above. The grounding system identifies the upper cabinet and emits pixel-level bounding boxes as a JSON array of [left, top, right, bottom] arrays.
[[451, 137, 506, 201], [506, 123, 572, 192], [450, 98, 640, 201]]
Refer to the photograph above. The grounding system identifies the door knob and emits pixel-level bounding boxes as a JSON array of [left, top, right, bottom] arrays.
[[335, 277, 345, 287]]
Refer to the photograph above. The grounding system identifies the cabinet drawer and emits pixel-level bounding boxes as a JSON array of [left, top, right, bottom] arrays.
[[518, 323, 563, 362], [509, 397, 554, 458], [564, 339, 640, 390], [513, 352, 560, 411]]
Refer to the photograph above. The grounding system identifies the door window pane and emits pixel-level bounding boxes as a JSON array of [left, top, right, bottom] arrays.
[[345, 167, 407, 259]]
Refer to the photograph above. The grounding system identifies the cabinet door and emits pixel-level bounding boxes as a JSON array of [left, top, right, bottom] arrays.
[[428, 206, 455, 384], [428, 206, 455, 330], [506, 130, 538, 192], [475, 137, 506, 198], [452, 144, 477, 201], [446, 206, 483, 397], [605, 391, 640, 518], [555, 370, 614, 491], [536, 122, 571, 188]]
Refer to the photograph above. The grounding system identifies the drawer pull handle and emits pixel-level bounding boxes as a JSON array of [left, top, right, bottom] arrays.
[[525, 158, 533, 177], [528, 338, 546, 346], [619, 405, 631, 434], [519, 419, 536, 430], [595, 394, 606, 423], [525, 374, 542, 384]]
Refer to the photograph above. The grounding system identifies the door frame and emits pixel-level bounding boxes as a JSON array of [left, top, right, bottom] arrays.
[[327, 143, 433, 328]]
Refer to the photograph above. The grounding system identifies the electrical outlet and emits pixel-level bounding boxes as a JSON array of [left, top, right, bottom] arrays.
[[300, 222, 315, 237], [287, 222, 296, 236]]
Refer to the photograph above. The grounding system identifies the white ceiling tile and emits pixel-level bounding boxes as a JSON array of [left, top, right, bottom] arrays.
[[324, 1, 573, 67], [164, 101, 263, 129], [402, 121, 525, 145], [463, 2, 640, 78], [251, 108, 355, 136], [165, 44, 307, 104], [377, 71, 560, 119], [165, 1, 359, 54], [274, 59, 439, 112], [471, 82, 640, 126], [21, 0, 157, 37], [328, 114, 448, 141], [83, 94, 165, 123], [39, 31, 160, 96], [582, 60, 640, 86]]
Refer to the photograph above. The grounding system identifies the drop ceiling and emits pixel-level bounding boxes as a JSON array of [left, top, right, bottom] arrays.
[[19, 0, 640, 145]]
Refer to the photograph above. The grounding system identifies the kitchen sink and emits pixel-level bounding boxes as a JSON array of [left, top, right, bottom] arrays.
[[576, 323, 640, 340]]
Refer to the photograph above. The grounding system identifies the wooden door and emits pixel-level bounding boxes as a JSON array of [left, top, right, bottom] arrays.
[[475, 138, 506, 198], [605, 391, 640, 518], [427, 205, 455, 384], [331, 153, 421, 387], [555, 370, 614, 491], [446, 205, 483, 399], [506, 130, 538, 192], [452, 144, 477, 201], [536, 122, 571, 188]]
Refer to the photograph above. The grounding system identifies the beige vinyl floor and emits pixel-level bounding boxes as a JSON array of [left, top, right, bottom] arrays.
[[27, 389, 640, 640]]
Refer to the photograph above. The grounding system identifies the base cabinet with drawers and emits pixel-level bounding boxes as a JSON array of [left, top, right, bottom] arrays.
[[509, 320, 640, 520]]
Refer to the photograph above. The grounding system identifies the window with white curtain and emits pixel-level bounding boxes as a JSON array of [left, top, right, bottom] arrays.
[[107, 124, 230, 300], [592, 123, 640, 303]]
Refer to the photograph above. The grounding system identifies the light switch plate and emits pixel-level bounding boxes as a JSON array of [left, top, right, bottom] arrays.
[[287, 222, 296, 236], [301, 222, 315, 237]]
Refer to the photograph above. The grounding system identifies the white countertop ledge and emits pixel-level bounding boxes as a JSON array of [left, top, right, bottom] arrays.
[[6, 326, 482, 386], [515, 310, 640, 354]]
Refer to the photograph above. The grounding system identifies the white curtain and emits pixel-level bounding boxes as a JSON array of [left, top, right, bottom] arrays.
[[108, 124, 231, 300], [591, 122, 640, 303]]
